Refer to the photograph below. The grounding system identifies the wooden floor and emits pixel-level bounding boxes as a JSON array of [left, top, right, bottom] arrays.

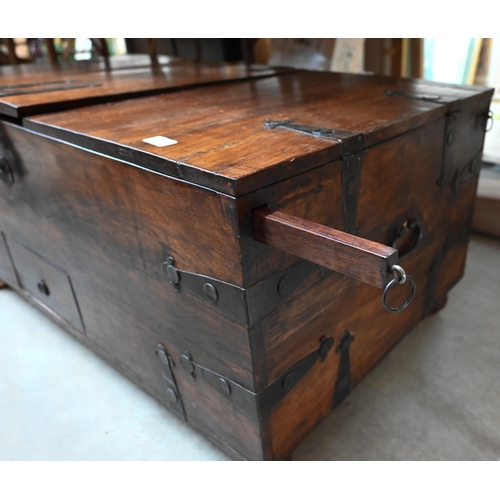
[[1, 234, 499, 460]]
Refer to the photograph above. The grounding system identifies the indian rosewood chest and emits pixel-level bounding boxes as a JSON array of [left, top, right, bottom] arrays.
[[0, 59, 493, 460]]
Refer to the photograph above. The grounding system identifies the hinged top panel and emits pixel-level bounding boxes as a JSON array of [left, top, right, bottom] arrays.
[[0, 57, 286, 118], [0, 54, 176, 79], [23, 70, 493, 196]]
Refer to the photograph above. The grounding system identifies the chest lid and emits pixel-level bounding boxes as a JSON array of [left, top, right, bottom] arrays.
[[0, 56, 285, 118], [0, 54, 176, 79], [23, 70, 494, 196]]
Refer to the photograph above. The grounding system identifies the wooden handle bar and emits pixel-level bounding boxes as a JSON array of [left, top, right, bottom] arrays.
[[252, 207, 399, 289]]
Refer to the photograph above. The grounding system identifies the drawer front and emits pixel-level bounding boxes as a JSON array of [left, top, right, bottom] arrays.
[[8, 238, 85, 335]]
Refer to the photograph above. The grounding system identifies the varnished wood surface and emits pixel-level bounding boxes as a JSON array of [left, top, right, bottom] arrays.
[[265, 245, 433, 458], [0, 62, 287, 118], [24, 71, 493, 196], [0, 54, 178, 78], [8, 238, 85, 334], [238, 159, 345, 287], [0, 122, 243, 284], [0, 123, 257, 392], [0, 65, 493, 460], [253, 207, 398, 288]]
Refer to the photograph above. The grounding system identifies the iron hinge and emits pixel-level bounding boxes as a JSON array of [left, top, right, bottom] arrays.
[[161, 257, 333, 326], [177, 351, 258, 416], [245, 261, 334, 324], [333, 331, 355, 408], [385, 90, 446, 103], [161, 256, 248, 322], [257, 336, 334, 415], [264, 119, 364, 157], [341, 152, 363, 234], [155, 344, 187, 421], [438, 108, 463, 189], [172, 337, 335, 419], [451, 152, 482, 192]]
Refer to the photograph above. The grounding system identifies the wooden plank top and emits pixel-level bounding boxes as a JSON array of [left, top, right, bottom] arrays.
[[0, 54, 177, 78], [0, 59, 285, 118], [24, 70, 494, 196]]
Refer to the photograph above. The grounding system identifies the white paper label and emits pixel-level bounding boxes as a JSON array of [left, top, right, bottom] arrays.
[[142, 136, 178, 147]]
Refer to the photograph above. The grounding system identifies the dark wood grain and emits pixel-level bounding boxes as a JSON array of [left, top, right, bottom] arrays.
[[8, 238, 85, 334], [23, 71, 493, 196], [0, 64, 493, 460], [237, 159, 345, 287], [0, 122, 256, 391], [253, 207, 398, 288], [0, 62, 289, 118], [0, 122, 244, 285], [0, 54, 177, 78]]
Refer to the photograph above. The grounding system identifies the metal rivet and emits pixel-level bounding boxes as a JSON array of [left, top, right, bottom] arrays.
[[155, 345, 170, 366], [180, 353, 195, 377], [278, 275, 293, 296], [217, 378, 231, 396], [163, 264, 179, 284], [446, 129, 455, 145], [37, 280, 50, 296], [166, 388, 178, 403], [203, 283, 218, 303], [337, 376, 350, 392], [168, 265, 180, 284], [319, 337, 334, 359], [283, 372, 298, 392], [161, 258, 181, 291]]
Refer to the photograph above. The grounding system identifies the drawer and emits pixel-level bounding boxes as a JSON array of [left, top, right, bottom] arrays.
[[8, 238, 85, 335]]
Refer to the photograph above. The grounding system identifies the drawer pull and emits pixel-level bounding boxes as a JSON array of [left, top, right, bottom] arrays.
[[252, 207, 416, 313]]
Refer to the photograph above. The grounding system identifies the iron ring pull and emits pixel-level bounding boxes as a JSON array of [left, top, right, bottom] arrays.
[[382, 264, 416, 313]]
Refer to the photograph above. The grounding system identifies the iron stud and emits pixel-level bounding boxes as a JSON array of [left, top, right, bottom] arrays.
[[180, 352, 195, 378], [203, 283, 218, 303], [217, 377, 231, 396], [166, 388, 178, 403], [283, 372, 298, 392]]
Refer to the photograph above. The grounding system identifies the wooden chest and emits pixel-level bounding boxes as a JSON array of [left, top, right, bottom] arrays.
[[0, 57, 493, 460]]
